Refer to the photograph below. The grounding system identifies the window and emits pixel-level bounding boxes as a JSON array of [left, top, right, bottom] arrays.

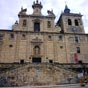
[[22, 34, 25, 37], [59, 35, 63, 40], [34, 22, 40, 32], [60, 46, 63, 49], [49, 60, 53, 63], [77, 47, 80, 53], [22, 34, 26, 40], [75, 36, 79, 43], [9, 44, 13, 48], [68, 19, 72, 25], [47, 21, 51, 28], [48, 35, 52, 40], [0, 34, 3, 40], [78, 60, 83, 64], [32, 57, 41, 63], [48, 35, 51, 38], [75, 19, 79, 26], [0, 36, 3, 40], [20, 59, 24, 64], [10, 34, 14, 39], [23, 19, 27, 27]]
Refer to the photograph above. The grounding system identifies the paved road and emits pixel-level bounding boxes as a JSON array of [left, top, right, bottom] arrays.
[[5, 85, 88, 88], [54, 85, 88, 88]]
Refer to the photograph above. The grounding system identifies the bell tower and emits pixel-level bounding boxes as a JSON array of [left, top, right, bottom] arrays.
[[57, 4, 85, 34], [32, 0, 43, 15]]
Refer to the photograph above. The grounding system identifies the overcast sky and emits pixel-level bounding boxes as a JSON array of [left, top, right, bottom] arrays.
[[0, 0, 88, 33]]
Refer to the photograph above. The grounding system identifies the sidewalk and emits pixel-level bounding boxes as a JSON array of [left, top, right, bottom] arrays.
[[2, 84, 88, 88], [22, 84, 88, 88]]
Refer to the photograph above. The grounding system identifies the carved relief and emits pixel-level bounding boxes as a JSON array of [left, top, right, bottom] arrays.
[[34, 45, 40, 55], [31, 37, 42, 56]]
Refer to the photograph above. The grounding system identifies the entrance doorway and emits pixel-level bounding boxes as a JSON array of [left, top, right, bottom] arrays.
[[32, 57, 41, 63], [20, 59, 24, 64]]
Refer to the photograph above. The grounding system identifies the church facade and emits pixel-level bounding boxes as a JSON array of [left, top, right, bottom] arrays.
[[0, 0, 88, 64]]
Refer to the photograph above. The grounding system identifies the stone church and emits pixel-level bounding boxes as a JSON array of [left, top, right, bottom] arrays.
[[0, 0, 88, 64]]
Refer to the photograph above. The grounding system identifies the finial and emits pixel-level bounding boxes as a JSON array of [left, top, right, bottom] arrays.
[[15, 20, 18, 24], [64, 1, 70, 13], [33, 1, 35, 4], [65, 0, 67, 5], [21, 6, 23, 11], [64, 0, 68, 9], [32, 0, 43, 9], [51, 9, 53, 12], [36, 0, 38, 3]]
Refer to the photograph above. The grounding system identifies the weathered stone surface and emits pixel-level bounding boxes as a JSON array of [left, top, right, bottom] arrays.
[[0, 63, 77, 86]]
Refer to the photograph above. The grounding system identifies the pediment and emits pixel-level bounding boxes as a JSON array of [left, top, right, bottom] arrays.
[[31, 37, 43, 43]]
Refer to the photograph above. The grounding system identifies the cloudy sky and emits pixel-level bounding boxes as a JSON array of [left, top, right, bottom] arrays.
[[0, 0, 88, 33]]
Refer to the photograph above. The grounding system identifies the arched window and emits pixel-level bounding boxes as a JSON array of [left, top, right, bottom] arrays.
[[34, 46, 40, 55], [75, 19, 79, 26], [76, 47, 80, 53], [68, 19, 72, 25]]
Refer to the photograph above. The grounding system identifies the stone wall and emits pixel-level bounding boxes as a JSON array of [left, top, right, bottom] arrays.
[[0, 63, 77, 86]]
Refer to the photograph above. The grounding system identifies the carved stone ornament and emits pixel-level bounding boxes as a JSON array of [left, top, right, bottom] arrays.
[[31, 37, 43, 44]]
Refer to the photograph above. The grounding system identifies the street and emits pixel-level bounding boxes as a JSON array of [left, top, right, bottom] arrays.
[[5, 84, 88, 88]]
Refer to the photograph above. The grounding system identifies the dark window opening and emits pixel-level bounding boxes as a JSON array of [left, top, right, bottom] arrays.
[[0, 34, 3, 37], [68, 19, 72, 25], [47, 21, 51, 28], [48, 35, 51, 38], [60, 46, 63, 49], [32, 57, 41, 63], [48, 35, 52, 40], [75, 36, 79, 43], [9, 45, 13, 47], [0, 37, 3, 40], [23, 19, 27, 27], [77, 47, 80, 53], [22, 34, 25, 37], [75, 19, 79, 26], [22, 34, 26, 39], [59, 35, 63, 40], [10, 34, 14, 39], [20, 59, 24, 64], [49, 60, 53, 63], [0, 34, 3, 40], [34, 22, 40, 32], [78, 60, 83, 64]]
